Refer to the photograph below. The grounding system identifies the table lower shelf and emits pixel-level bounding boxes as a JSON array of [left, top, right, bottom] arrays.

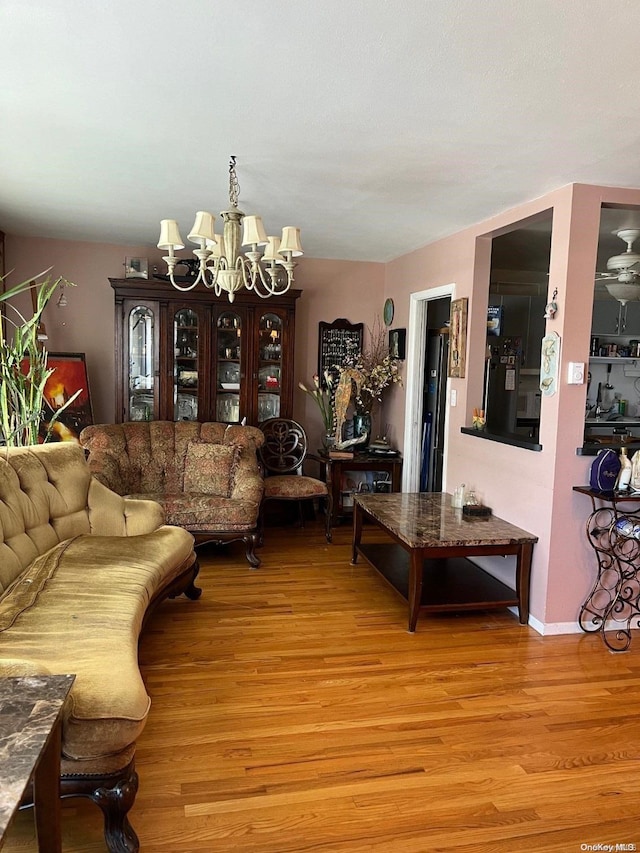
[[357, 543, 519, 613]]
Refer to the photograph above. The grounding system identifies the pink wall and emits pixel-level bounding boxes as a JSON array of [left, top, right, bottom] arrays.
[[383, 183, 640, 630], [4, 235, 384, 449]]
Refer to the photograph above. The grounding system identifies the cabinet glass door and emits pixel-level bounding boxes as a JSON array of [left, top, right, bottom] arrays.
[[128, 305, 155, 421], [258, 312, 282, 422], [216, 310, 242, 423], [174, 308, 199, 421]]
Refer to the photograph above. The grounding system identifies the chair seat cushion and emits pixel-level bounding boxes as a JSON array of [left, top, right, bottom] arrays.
[[263, 475, 328, 500], [129, 493, 259, 532]]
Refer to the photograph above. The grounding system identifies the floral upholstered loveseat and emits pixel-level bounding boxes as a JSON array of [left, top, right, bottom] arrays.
[[79, 421, 265, 567]]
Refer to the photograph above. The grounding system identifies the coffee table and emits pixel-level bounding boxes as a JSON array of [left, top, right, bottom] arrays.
[[351, 493, 537, 632]]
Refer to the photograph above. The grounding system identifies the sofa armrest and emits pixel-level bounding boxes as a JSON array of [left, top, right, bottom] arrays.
[[87, 478, 165, 536], [85, 449, 129, 493]]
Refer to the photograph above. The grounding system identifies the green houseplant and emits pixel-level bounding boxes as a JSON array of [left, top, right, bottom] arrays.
[[1, 270, 76, 446]]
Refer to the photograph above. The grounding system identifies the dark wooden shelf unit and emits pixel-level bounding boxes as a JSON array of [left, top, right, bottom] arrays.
[[110, 277, 300, 426]]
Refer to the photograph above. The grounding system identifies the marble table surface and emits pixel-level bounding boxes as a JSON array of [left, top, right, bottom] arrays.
[[354, 492, 538, 549], [0, 674, 75, 840]]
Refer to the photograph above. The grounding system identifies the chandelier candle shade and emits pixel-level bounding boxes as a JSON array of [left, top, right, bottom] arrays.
[[157, 156, 303, 301]]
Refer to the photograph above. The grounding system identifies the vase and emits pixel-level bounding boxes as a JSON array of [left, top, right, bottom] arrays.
[[353, 412, 372, 448]]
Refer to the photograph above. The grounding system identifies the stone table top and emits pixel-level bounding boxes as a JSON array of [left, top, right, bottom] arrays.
[[0, 674, 75, 840], [355, 492, 538, 549]]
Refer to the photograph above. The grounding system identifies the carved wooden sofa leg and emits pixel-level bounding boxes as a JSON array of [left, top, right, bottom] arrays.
[[183, 575, 203, 599], [17, 759, 140, 853], [245, 532, 261, 568], [88, 766, 140, 853], [193, 532, 262, 569]]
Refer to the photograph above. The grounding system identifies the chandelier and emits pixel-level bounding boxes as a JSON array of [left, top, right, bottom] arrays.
[[157, 156, 303, 301]]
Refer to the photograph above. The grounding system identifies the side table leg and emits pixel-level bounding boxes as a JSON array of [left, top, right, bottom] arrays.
[[351, 501, 363, 565], [33, 719, 62, 853], [515, 542, 533, 625], [408, 549, 423, 633]]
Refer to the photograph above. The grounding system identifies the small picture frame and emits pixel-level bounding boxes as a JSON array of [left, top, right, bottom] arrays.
[[487, 305, 503, 336], [389, 328, 406, 360], [124, 257, 149, 279]]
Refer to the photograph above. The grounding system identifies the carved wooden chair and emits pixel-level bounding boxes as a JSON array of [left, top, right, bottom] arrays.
[[258, 418, 332, 542]]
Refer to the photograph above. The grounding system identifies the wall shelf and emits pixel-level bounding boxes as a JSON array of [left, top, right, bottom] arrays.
[[589, 357, 639, 364]]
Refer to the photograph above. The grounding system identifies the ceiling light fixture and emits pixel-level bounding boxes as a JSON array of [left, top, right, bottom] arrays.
[[157, 156, 302, 302]]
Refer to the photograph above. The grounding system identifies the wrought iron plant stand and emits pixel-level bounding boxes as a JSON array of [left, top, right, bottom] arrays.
[[575, 486, 640, 652]]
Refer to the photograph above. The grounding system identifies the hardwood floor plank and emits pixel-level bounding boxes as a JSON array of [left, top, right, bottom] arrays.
[[4, 520, 640, 851]]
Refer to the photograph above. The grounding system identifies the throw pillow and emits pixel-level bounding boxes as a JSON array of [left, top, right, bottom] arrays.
[[183, 442, 241, 497]]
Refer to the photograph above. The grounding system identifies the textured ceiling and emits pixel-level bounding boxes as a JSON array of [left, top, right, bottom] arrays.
[[3, 0, 640, 262]]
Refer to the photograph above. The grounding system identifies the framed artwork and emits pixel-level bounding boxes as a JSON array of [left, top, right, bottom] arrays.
[[41, 352, 94, 442], [124, 257, 149, 279], [487, 305, 503, 336], [389, 328, 406, 360], [317, 318, 363, 386], [448, 297, 468, 378]]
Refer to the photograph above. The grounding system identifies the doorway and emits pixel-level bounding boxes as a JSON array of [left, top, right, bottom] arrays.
[[402, 285, 455, 492], [420, 299, 451, 490]]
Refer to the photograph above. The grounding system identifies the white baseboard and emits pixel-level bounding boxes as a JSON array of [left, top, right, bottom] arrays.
[[527, 614, 582, 635]]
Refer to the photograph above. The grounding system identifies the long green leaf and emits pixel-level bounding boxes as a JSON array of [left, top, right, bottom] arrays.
[[1, 271, 76, 446]]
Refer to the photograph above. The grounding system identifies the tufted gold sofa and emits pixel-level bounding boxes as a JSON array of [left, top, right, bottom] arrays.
[[79, 421, 265, 567], [0, 442, 200, 852]]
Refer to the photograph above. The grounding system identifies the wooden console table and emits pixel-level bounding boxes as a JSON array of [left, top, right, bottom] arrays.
[[351, 493, 537, 632], [318, 451, 402, 527], [574, 485, 640, 652], [0, 674, 75, 852]]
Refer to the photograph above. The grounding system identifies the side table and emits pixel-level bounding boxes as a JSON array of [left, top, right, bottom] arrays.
[[318, 452, 402, 527], [0, 674, 75, 852], [573, 485, 640, 652]]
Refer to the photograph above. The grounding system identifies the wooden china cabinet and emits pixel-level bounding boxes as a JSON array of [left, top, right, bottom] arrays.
[[110, 277, 300, 426]]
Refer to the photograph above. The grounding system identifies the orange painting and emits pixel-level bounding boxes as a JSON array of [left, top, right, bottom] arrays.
[[20, 352, 94, 443]]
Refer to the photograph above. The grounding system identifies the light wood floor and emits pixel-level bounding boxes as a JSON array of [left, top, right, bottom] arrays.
[[5, 519, 640, 852]]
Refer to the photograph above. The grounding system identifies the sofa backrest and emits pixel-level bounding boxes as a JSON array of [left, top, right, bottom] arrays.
[[0, 443, 93, 592], [79, 421, 264, 497]]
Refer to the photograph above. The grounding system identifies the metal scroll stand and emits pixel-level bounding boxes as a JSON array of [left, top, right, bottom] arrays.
[[574, 486, 640, 651]]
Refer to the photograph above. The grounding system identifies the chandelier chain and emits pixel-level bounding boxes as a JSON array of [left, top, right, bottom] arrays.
[[228, 156, 240, 208]]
